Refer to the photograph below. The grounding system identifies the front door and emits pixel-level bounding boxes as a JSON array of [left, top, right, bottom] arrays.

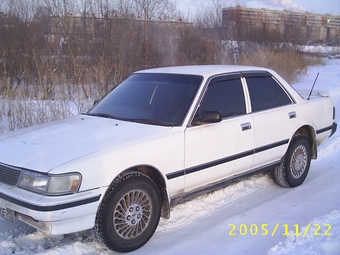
[[184, 74, 254, 192]]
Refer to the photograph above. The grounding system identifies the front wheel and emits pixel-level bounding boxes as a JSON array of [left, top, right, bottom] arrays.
[[93, 171, 161, 252], [273, 136, 311, 188]]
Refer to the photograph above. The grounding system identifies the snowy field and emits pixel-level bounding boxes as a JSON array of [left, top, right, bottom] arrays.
[[0, 58, 339, 255]]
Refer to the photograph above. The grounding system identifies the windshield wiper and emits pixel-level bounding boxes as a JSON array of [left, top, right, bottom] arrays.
[[127, 118, 172, 127], [87, 113, 122, 120], [87, 113, 172, 126]]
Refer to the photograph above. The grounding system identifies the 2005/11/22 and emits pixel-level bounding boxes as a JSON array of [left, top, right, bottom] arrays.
[[229, 223, 332, 237]]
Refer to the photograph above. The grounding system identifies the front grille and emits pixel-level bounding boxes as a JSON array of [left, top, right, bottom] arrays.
[[0, 163, 21, 185]]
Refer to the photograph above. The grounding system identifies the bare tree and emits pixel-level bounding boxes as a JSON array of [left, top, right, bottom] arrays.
[[130, 0, 176, 68], [194, 0, 223, 28], [283, 13, 305, 45], [176, 0, 225, 65]]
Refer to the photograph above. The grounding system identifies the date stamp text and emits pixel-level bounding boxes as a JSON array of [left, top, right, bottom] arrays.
[[229, 223, 332, 237]]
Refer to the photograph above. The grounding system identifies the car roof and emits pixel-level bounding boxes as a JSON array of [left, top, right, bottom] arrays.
[[135, 65, 271, 77]]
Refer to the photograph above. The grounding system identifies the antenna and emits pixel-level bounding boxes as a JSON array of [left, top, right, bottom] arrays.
[[307, 73, 319, 100]]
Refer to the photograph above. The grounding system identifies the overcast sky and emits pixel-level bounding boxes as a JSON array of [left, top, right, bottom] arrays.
[[175, 0, 340, 16]]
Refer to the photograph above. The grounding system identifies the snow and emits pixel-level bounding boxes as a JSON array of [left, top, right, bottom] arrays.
[[298, 45, 340, 56], [1, 58, 339, 255]]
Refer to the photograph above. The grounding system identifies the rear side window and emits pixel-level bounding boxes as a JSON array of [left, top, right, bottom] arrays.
[[270, 78, 293, 106], [246, 75, 292, 112], [197, 76, 246, 118]]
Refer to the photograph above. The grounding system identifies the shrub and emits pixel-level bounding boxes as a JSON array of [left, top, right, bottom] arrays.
[[238, 48, 324, 84]]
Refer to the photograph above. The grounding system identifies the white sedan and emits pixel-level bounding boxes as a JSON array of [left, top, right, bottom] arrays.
[[0, 65, 337, 252]]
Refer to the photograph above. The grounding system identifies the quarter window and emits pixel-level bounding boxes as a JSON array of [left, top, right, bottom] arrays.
[[270, 78, 293, 106]]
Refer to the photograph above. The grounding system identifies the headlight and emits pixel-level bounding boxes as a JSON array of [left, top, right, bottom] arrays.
[[17, 170, 81, 195], [48, 175, 81, 195]]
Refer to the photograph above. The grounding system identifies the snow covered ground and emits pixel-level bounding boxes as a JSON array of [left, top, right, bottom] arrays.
[[0, 59, 339, 255]]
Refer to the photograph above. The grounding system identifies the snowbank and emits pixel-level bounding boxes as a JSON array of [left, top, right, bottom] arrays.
[[269, 210, 340, 255]]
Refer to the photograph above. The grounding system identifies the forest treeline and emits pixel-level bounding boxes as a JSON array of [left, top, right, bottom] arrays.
[[0, 0, 323, 101]]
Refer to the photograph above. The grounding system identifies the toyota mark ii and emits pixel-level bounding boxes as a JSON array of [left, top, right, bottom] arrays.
[[0, 65, 337, 252]]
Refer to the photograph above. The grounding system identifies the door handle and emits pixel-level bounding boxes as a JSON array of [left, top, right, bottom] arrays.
[[241, 122, 252, 131], [289, 111, 297, 119]]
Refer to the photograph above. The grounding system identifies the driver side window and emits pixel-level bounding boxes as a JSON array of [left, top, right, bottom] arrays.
[[196, 75, 246, 119]]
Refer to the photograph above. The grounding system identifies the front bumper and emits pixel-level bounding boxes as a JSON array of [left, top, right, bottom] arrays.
[[0, 184, 104, 234]]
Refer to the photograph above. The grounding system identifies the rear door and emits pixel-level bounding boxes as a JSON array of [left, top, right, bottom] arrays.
[[184, 74, 254, 192], [243, 72, 298, 169]]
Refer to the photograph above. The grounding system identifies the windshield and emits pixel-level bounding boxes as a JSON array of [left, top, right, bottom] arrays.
[[87, 73, 203, 126]]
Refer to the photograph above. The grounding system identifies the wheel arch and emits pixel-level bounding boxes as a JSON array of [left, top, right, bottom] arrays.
[[110, 165, 171, 219], [292, 125, 317, 159]]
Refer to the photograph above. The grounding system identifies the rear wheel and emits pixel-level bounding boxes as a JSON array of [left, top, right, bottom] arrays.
[[273, 136, 311, 187], [93, 171, 161, 252]]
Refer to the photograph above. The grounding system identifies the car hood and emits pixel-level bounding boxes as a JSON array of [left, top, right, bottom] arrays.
[[0, 115, 172, 172]]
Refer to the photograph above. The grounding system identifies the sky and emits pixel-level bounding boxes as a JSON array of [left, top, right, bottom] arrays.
[[175, 0, 340, 16]]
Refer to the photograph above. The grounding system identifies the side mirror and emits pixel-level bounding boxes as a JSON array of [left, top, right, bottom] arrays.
[[193, 111, 222, 125], [93, 99, 101, 105]]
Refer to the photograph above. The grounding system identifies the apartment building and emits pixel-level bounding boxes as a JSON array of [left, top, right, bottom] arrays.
[[48, 15, 192, 54], [222, 6, 340, 44]]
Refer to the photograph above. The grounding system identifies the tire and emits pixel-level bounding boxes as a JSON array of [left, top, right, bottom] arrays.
[[273, 136, 311, 188], [92, 171, 161, 252]]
